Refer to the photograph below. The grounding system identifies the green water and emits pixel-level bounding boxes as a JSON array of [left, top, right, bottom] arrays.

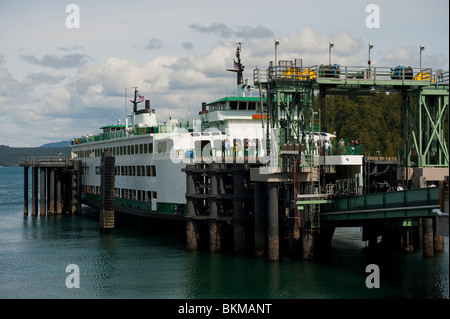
[[0, 167, 448, 299]]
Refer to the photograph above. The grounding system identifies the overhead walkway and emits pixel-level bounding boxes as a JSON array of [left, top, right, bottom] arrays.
[[319, 187, 439, 226]]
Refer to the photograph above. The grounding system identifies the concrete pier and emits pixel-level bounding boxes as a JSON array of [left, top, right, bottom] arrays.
[[20, 157, 82, 217]]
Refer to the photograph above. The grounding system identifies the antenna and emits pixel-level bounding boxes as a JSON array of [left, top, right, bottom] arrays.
[[130, 86, 143, 113], [227, 42, 245, 85]]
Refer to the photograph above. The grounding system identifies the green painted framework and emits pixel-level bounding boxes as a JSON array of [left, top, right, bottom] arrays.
[[403, 86, 449, 167], [319, 187, 439, 222]]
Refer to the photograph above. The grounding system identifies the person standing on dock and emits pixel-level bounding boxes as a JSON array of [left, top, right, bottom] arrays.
[[324, 140, 330, 155]]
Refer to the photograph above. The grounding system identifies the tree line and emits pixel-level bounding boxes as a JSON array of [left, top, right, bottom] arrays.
[[0, 145, 71, 167], [316, 92, 404, 157]]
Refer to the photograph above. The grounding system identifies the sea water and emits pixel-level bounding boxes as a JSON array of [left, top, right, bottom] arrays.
[[0, 167, 448, 299]]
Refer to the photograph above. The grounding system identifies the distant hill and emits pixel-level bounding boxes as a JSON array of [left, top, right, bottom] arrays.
[[0, 145, 71, 167], [40, 140, 72, 148]]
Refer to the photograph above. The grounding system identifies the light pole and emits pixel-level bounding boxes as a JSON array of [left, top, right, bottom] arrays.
[[328, 42, 334, 65], [274, 40, 279, 67], [420, 45, 425, 72], [368, 43, 373, 69]]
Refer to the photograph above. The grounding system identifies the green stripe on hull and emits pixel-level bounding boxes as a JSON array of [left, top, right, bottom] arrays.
[[83, 193, 184, 214]]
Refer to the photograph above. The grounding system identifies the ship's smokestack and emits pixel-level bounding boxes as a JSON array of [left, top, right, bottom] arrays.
[[145, 100, 150, 110]]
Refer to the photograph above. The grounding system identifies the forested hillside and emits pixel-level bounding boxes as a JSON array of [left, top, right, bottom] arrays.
[[0, 145, 71, 167], [317, 92, 404, 157]]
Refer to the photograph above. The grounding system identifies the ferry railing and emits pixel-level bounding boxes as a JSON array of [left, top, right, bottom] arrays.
[[436, 70, 449, 84], [262, 63, 438, 86], [21, 155, 68, 165]]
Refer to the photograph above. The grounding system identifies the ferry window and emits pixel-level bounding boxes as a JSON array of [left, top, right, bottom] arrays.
[[95, 166, 101, 175], [158, 141, 166, 153], [149, 143, 153, 153], [146, 191, 152, 201], [230, 101, 238, 110], [151, 165, 156, 176], [238, 101, 247, 110], [167, 140, 173, 152], [135, 144, 138, 154], [146, 165, 151, 176], [144, 143, 148, 154], [248, 102, 256, 110], [140, 144, 143, 154], [153, 191, 157, 199], [127, 145, 131, 155]]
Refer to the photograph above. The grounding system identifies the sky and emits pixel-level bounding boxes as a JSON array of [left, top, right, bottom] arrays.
[[0, 0, 448, 147]]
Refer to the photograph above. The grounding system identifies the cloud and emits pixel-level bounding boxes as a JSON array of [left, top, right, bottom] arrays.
[[235, 26, 273, 38], [24, 72, 65, 85], [189, 23, 234, 38], [144, 38, 164, 50], [0, 54, 4, 65], [2, 25, 447, 147], [19, 53, 91, 69], [182, 42, 194, 50], [189, 23, 274, 40], [57, 45, 85, 51]]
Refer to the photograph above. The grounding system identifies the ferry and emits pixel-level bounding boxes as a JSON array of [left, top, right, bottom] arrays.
[[71, 44, 336, 217], [72, 45, 265, 216]]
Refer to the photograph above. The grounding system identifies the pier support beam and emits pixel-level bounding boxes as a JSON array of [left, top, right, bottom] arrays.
[[32, 167, 38, 216], [71, 160, 82, 215], [47, 168, 55, 215], [423, 217, 434, 257], [233, 165, 248, 254], [267, 182, 279, 261], [56, 169, 62, 214], [208, 164, 220, 252], [254, 182, 265, 257], [185, 169, 198, 251], [40, 167, 46, 216], [24, 167, 29, 215], [100, 151, 115, 232]]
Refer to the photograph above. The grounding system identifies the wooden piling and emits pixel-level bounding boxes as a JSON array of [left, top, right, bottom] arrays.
[[423, 217, 434, 257], [40, 168, 46, 216], [208, 164, 220, 252], [56, 168, 62, 214], [32, 167, 38, 216], [185, 168, 198, 250], [232, 164, 247, 254], [99, 151, 115, 232], [48, 168, 55, 215], [254, 182, 265, 257], [267, 182, 279, 261], [24, 167, 29, 215]]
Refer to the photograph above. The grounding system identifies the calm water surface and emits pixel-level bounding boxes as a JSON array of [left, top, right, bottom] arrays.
[[0, 167, 448, 299]]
